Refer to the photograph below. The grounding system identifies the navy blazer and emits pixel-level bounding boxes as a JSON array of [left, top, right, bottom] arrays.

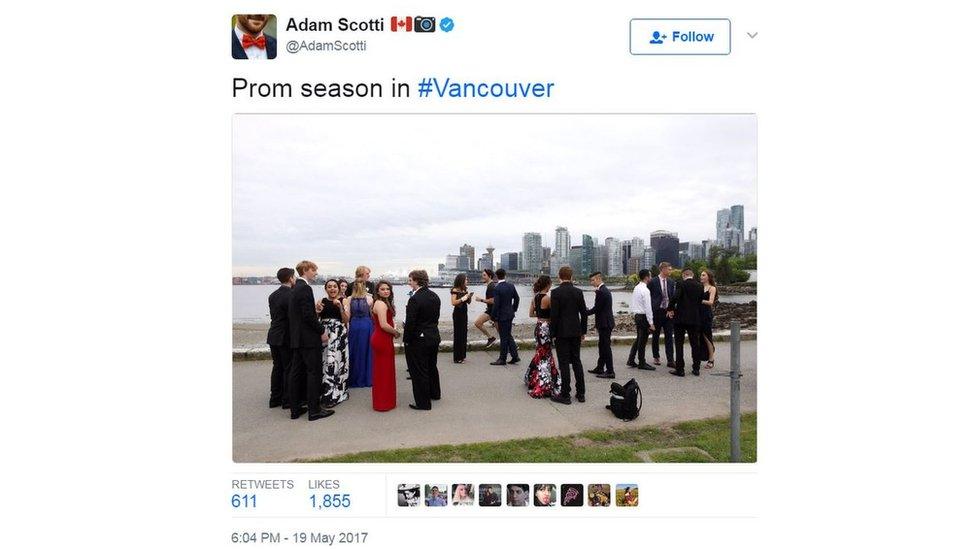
[[648, 275, 676, 312], [490, 280, 519, 322], [587, 284, 616, 331], [232, 29, 277, 59]]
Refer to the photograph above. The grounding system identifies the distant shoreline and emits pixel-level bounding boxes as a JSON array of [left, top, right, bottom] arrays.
[[233, 301, 757, 351]]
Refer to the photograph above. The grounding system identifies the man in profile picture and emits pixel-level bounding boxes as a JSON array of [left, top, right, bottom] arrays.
[[232, 14, 277, 60]]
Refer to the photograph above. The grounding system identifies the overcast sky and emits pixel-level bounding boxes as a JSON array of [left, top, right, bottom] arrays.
[[233, 114, 757, 277]]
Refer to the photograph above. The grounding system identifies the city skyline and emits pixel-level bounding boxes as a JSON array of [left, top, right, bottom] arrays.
[[233, 115, 756, 276]]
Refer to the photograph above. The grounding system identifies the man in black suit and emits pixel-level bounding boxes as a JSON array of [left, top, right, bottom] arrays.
[[549, 266, 588, 404], [403, 269, 442, 410], [586, 272, 616, 379], [648, 261, 676, 368], [267, 267, 295, 409], [287, 260, 334, 421], [489, 269, 520, 365], [669, 268, 705, 377], [232, 14, 278, 59]]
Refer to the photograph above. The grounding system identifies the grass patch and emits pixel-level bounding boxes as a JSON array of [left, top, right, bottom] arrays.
[[301, 413, 756, 463]]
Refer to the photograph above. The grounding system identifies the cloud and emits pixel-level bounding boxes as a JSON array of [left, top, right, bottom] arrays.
[[233, 114, 757, 276]]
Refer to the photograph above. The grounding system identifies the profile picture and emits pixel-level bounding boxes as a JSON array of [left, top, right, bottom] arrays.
[[506, 484, 530, 507], [616, 484, 639, 507], [424, 484, 448, 507], [451, 484, 474, 506], [231, 14, 277, 60], [560, 484, 584, 507], [533, 484, 556, 507], [587, 484, 611, 507], [478, 484, 501, 507], [397, 484, 420, 507]]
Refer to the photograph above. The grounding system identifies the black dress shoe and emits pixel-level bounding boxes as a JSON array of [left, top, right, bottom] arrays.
[[596, 372, 615, 379], [290, 407, 308, 420], [692, 369, 700, 376], [486, 337, 497, 348], [490, 360, 507, 366], [508, 358, 520, 364], [308, 409, 335, 421], [281, 402, 291, 410], [269, 399, 282, 408], [637, 363, 656, 371], [669, 370, 685, 377], [667, 362, 676, 369], [550, 395, 572, 405], [587, 367, 604, 374], [409, 404, 431, 411], [576, 394, 586, 403], [625, 361, 638, 368], [653, 358, 661, 366]]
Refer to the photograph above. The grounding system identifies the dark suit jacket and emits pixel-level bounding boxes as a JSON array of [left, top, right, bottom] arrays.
[[550, 281, 588, 338], [231, 29, 278, 59], [648, 275, 676, 311], [490, 280, 519, 322], [266, 285, 292, 346], [670, 277, 705, 326], [403, 287, 441, 345], [287, 279, 325, 349], [587, 284, 616, 331]]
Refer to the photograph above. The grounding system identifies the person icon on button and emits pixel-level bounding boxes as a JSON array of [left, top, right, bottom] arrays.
[[650, 31, 665, 44]]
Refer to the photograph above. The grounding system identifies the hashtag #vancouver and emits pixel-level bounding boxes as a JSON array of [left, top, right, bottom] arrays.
[[419, 77, 555, 98]]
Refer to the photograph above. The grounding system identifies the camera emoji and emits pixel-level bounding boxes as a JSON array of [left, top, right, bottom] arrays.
[[414, 16, 436, 32]]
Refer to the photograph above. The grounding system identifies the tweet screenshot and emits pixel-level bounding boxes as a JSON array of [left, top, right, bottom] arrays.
[[222, 4, 765, 544], [9, 1, 975, 546]]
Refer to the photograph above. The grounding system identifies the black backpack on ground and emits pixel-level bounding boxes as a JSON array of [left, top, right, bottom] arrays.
[[607, 378, 642, 421]]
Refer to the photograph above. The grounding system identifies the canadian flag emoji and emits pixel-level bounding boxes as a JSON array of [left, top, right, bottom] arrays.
[[390, 16, 413, 32]]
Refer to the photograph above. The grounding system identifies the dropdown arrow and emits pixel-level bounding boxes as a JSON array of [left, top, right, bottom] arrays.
[[747, 32, 758, 38]]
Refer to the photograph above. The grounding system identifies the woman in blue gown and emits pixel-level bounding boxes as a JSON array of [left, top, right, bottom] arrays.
[[345, 280, 374, 388]]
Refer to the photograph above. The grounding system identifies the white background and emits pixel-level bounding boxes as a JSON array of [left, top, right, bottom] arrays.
[[2, 1, 974, 548]]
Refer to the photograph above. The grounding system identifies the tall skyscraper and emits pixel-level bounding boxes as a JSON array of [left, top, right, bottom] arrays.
[[554, 226, 570, 262], [730, 205, 745, 235], [716, 208, 731, 242], [595, 244, 608, 274], [640, 247, 656, 270], [459, 243, 475, 270], [500, 252, 519, 271], [522, 232, 543, 273], [649, 230, 679, 266], [745, 227, 758, 255], [605, 237, 623, 276], [580, 234, 595, 276], [568, 246, 583, 277]]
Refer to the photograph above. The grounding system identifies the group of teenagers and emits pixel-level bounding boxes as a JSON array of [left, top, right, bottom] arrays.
[[265, 262, 443, 421], [264, 259, 718, 421], [456, 261, 719, 406]]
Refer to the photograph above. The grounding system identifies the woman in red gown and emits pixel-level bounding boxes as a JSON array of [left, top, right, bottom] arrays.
[[370, 280, 399, 411]]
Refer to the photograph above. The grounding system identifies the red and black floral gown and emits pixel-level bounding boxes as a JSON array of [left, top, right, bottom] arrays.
[[524, 293, 560, 398]]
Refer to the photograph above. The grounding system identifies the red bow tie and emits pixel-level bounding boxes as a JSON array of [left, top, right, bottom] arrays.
[[241, 34, 266, 49]]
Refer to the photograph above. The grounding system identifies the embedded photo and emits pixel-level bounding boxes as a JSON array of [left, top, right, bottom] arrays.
[[233, 114, 758, 463]]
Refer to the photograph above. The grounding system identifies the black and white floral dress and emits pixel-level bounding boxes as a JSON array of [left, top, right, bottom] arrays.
[[320, 299, 349, 407]]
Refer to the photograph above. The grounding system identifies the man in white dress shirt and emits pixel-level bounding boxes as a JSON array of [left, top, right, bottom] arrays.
[[627, 269, 656, 370], [232, 14, 277, 60]]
